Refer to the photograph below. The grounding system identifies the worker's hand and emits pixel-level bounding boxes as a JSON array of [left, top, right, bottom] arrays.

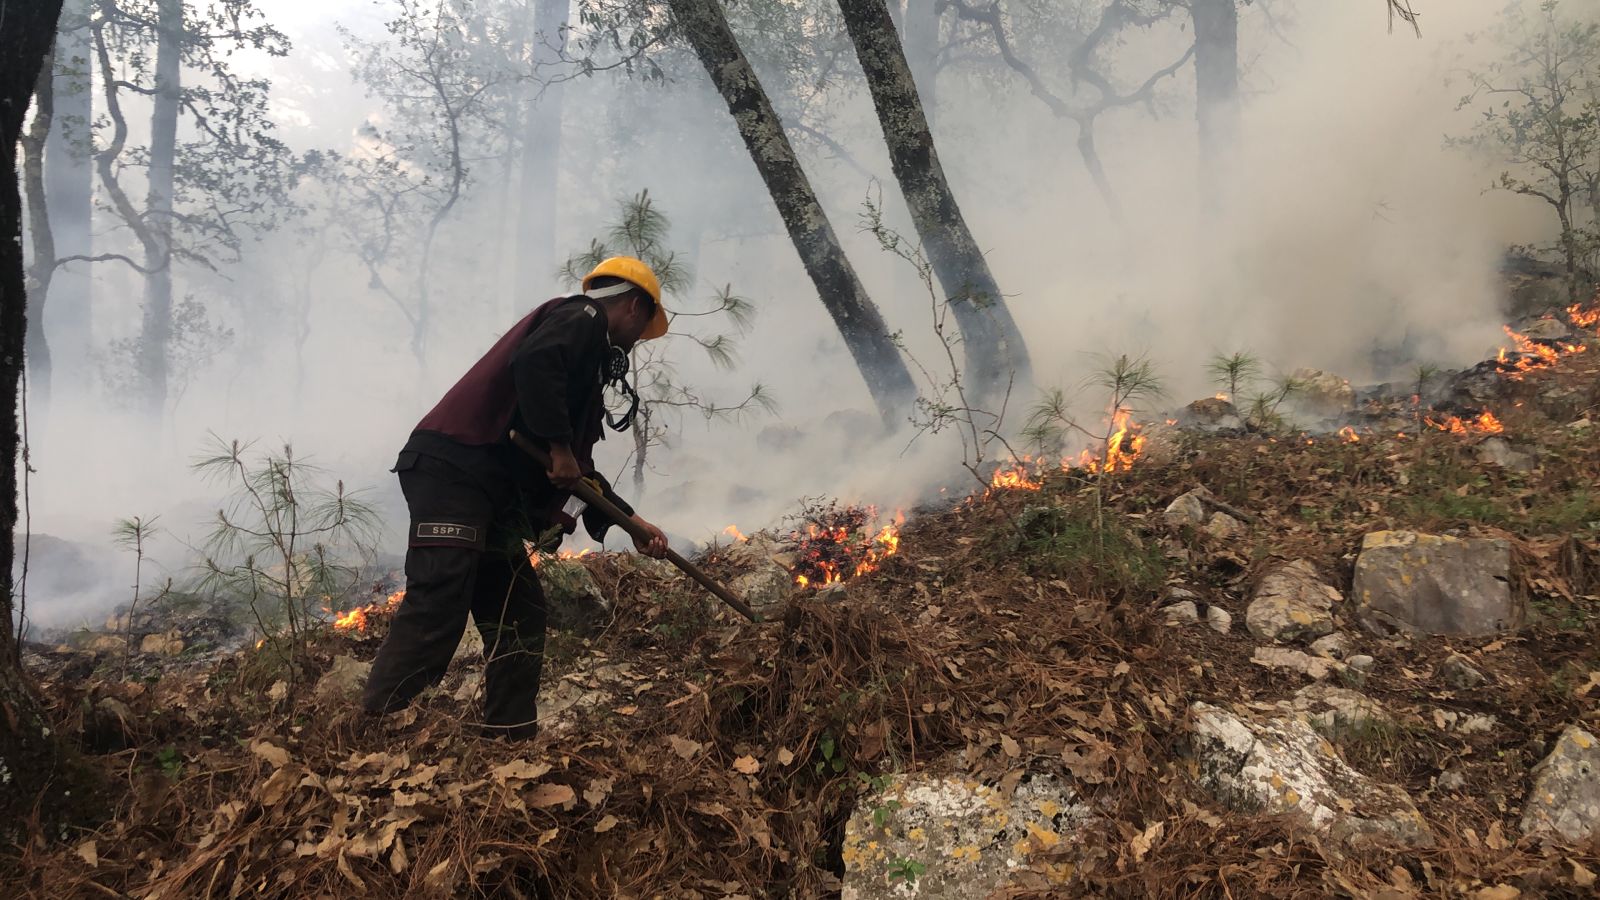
[[630, 515, 669, 559], [546, 443, 582, 489]]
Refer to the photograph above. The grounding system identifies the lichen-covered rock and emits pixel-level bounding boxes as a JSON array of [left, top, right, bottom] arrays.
[[538, 558, 612, 635], [1206, 606, 1233, 634], [1205, 512, 1245, 541], [841, 774, 1091, 899], [1247, 560, 1339, 643], [1352, 532, 1519, 636], [1164, 490, 1209, 529], [1521, 725, 1600, 842], [1290, 368, 1357, 417], [1176, 397, 1244, 432], [1162, 601, 1201, 625], [1251, 647, 1342, 680], [1287, 684, 1392, 738], [1440, 654, 1488, 689], [1476, 437, 1536, 472], [1310, 632, 1354, 660], [1188, 702, 1434, 848], [724, 536, 797, 612], [139, 630, 185, 656], [316, 655, 371, 702]]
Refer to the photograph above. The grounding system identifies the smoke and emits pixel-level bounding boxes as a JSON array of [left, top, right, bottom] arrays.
[[15, 0, 1580, 628]]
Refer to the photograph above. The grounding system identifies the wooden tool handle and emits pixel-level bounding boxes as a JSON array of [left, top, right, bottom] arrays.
[[509, 430, 761, 622]]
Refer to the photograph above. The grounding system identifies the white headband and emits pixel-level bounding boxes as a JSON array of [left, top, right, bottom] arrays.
[[587, 282, 638, 300]]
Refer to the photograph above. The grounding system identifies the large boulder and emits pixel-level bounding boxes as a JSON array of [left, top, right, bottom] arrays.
[[1352, 531, 1519, 636], [1521, 725, 1600, 842], [1176, 397, 1244, 433], [1188, 702, 1434, 849], [841, 774, 1091, 899], [1246, 560, 1339, 644]]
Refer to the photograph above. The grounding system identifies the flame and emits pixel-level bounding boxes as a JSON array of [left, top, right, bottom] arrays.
[[1497, 325, 1586, 379], [331, 589, 405, 635], [790, 508, 904, 589], [1425, 410, 1505, 436], [1568, 302, 1600, 330], [723, 524, 748, 542], [529, 548, 592, 568], [1338, 426, 1361, 444], [1213, 392, 1230, 402], [1080, 409, 1146, 475], [989, 462, 1043, 492]]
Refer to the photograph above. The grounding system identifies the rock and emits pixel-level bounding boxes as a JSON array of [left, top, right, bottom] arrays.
[[1511, 315, 1577, 342], [1176, 397, 1245, 433], [1290, 368, 1358, 418], [1433, 711, 1497, 735], [841, 774, 1091, 899], [1343, 655, 1376, 688], [1206, 606, 1233, 634], [1187, 702, 1434, 848], [1569, 418, 1593, 432], [1162, 601, 1201, 625], [538, 558, 613, 636], [315, 655, 372, 703], [1476, 437, 1536, 472], [139, 630, 185, 656], [1252, 647, 1342, 680], [725, 535, 797, 612], [1310, 633, 1354, 660], [1439, 654, 1488, 690], [1205, 512, 1245, 540], [1289, 684, 1393, 738], [1163, 585, 1201, 604], [1436, 769, 1468, 792], [1522, 725, 1600, 842], [85, 634, 127, 654], [1247, 560, 1339, 644], [1352, 531, 1519, 637], [1164, 490, 1210, 529]]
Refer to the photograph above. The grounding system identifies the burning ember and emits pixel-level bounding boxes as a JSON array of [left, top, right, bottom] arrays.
[[1426, 410, 1505, 436], [989, 409, 1149, 494], [787, 502, 903, 589], [1338, 426, 1361, 444], [331, 589, 404, 635]]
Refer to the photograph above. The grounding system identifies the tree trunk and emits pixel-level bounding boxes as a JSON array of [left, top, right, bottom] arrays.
[[515, 0, 568, 307], [22, 45, 56, 413], [139, 0, 181, 416], [2, 0, 85, 841], [837, 0, 1032, 404], [45, 0, 94, 396], [1192, 0, 1239, 215], [667, 0, 916, 420], [903, 0, 940, 119]]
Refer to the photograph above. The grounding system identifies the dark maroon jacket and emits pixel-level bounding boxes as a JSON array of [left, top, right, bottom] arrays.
[[401, 295, 633, 533]]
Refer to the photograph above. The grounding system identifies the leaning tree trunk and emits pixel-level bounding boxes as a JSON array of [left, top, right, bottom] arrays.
[[22, 45, 56, 413], [837, 0, 1032, 405], [45, 0, 94, 396], [902, 0, 940, 119], [667, 0, 916, 420], [1192, 0, 1239, 215], [138, 0, 181, 417], [2, 0, 94, 844], [514, 0, 569, 310]]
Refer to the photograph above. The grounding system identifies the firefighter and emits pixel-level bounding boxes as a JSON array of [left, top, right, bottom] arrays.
[[361, 257, 671, 740]]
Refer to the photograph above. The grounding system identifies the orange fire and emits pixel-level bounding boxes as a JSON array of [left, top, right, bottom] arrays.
[[989, 462, 1043, 492], [529, 548, 592, 568], [331, 589, 405, 634], [1426, 410, 1505, 436], [1497, 325, 1586, 379], [792, 510, 904, 589], [1338, 426, 1361, 444], [722, 524, 748, 542], [1568, 302, 1600, 330], [1077, 409, 1147, 474]]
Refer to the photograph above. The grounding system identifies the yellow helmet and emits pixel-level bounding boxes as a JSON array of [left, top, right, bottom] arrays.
[[582, 256, 668, 340]]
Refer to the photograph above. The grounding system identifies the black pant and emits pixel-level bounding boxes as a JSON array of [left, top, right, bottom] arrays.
[[361, 453, 547, 738]]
